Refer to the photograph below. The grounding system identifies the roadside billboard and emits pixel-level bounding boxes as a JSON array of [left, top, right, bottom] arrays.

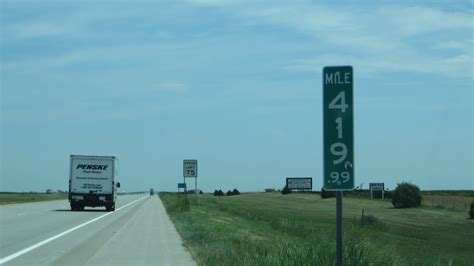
[[286, 177, 312, 190]]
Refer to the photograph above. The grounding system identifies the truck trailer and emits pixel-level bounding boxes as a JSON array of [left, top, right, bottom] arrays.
[[69, 155, 120, 211]]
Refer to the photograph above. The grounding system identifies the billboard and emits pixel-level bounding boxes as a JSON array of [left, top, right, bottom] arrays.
[[369, 183, 384, 191], [286, 177, 312, 190]]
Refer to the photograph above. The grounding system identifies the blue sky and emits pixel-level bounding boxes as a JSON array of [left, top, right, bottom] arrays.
[[1, 0, 473, 192]]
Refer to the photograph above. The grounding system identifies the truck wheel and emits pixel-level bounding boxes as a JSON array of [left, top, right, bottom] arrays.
[[111, 204, 115, 211], [105, 204, 111, 212]]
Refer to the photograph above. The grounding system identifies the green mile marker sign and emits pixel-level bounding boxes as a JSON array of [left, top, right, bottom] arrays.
[[323, 66, 354, 191]]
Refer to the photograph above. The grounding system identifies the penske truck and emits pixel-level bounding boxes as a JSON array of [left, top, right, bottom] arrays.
[[69, 155, 120, 211]]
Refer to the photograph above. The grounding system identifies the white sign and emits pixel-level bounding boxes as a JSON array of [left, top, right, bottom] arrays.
[[369, 183, 384, 191], [369, 183, 385, 199], [183, 160, 198, 178], [70, 157, 114, 194], [286, 177, 312, 190]]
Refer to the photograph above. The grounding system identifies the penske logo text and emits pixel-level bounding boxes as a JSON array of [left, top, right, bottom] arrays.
[[76, 164, 108, 170]]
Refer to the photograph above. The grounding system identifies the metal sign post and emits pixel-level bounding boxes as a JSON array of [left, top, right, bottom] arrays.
[[323, 66, 354, 266], [183, 177, 187, 195], [336, 191, 343, 266]]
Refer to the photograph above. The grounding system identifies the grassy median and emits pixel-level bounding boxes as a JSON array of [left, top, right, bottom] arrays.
[[0, 192, 68, 205], [160, 192, 473, 265]]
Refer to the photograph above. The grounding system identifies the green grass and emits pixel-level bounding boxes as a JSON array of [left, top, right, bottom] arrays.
[[160, 192, 474, 265], [0, 192, 68, 205]]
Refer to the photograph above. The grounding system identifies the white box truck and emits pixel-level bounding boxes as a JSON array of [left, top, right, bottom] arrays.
[[69, 155, 120, 211]]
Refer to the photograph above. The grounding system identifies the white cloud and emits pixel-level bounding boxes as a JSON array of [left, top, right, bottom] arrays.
[[190, 2, 474, 78], [378, 6, 473, 36], [188, 0, 232, 5], [434, 40, 474, 53], [443, 54, 471, 63], [3, 43, 167, 70], [3, 21, 77, 40], [246, 4, 471, 49], [155, 82, 189, 92], [284, 51, 473, 79], [2, 1, 473, 79]]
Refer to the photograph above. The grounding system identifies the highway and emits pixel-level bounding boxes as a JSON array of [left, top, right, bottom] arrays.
[[0, 195, 195, 265]]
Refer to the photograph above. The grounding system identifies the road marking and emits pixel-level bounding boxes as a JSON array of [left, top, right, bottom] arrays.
[[0, 196, 147, 265], [17, 213, 26, 216]]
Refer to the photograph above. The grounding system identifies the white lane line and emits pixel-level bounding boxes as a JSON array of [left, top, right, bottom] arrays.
[[17, 213, 26, 216], [0, 196, 147, 265]]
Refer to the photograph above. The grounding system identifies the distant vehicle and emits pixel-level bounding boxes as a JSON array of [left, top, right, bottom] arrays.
[[150, 188, 154, 195], [69, 155, 120, 212]]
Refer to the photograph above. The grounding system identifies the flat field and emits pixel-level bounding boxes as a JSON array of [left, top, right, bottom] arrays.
[[160, 192, 474, 266], [421, 195, 473, 212], [0, 192, 68, 205]]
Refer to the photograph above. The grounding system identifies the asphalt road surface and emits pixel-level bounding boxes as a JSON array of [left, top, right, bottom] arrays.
[[0, 194, 195, 265]]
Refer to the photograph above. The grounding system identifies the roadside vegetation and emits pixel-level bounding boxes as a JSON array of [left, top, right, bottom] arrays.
[[391, 182, 422, 208], [421, 190, 474, 197], [160, 192, 474, 265], [0, 192, 68, 205], [470, 202, 474, 219]]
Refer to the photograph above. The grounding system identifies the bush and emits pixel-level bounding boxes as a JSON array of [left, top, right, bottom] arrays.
[[359, 211, 385, 229], [469, 202, 474, 219], [214, 189, 224, 196], [391, 182, 422, 208], [281, 186, 292, 195], [321, 187, 335, 198], [226, 190, 233, 196], [232, 189, 240, 195]]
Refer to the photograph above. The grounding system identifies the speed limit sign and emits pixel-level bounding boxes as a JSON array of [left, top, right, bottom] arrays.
[[323, 66, 354, 191], [183, 159, 198, 178]]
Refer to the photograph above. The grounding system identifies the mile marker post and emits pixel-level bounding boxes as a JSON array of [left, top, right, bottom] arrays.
[[323, 66, 354, 266], [336, 191, 343, 265]]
